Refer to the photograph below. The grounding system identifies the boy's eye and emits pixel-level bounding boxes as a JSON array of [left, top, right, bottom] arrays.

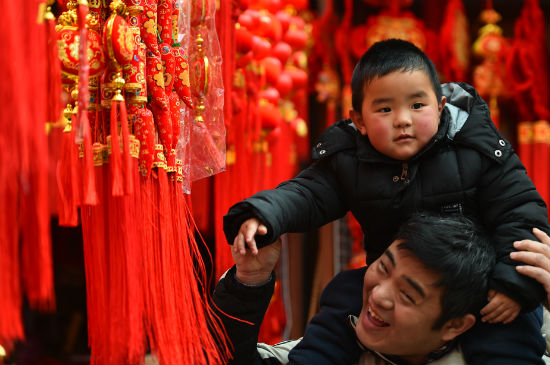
[[411, 103, 423, 110], [378, 261, 388, 274], [378, 107, 391, 113]]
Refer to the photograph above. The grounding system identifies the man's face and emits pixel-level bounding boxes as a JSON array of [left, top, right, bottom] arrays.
[[350, 70, 445, 161], [355, 241, 449, 364]]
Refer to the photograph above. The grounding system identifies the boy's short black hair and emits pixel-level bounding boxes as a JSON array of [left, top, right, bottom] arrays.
[[351, 39, 442, 113], [395, 213, 495, 329]]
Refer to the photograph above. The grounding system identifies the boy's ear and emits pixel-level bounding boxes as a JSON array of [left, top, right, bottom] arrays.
[[350, 109, 368, 136], [438, 96, 447, 117], [441, 314, 476, 342]]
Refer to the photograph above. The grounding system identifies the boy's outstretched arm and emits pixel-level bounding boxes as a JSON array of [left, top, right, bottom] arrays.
[[224, 158, 348, 250]]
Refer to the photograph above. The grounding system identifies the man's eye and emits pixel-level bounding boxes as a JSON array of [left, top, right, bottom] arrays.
[[401, 291, 415, 304], [378, 107, 391, 113], [379, 261, 388, 274], [412, 103, 423, 110]]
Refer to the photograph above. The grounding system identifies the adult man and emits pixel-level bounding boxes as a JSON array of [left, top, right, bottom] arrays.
[[213, 214, 543, 364]]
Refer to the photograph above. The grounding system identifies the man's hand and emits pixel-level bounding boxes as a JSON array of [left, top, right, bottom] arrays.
[[511, 227, 550, 310], [233, 218, 268, 255], [232, 237, 282, 286], [480, 290, 521, 324]]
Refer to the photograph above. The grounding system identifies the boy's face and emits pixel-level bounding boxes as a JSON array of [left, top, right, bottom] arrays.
[[350, 70, 446, 161], [355, 241, 473, 364]]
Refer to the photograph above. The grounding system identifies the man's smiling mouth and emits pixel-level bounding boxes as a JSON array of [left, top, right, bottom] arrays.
[[368, 306, 390, 327]]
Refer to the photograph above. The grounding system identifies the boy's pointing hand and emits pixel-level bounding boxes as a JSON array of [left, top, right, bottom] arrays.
[[233, 218, 268, 256]]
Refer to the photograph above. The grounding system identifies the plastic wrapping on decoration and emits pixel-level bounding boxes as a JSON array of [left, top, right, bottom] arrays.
[[187, 0, 226, 181]]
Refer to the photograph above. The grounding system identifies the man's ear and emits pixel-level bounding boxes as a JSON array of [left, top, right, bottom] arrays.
[[350, 109, 368, 136], [438, 96, 447, 117], [441, 314, 476, 342]]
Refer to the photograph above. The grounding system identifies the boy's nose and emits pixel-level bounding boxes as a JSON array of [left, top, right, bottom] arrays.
[[394, 111, 412, 129]]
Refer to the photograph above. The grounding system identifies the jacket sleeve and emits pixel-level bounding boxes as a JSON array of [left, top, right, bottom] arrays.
[[223, 157, 348, 248], [287, 267, 365, 365], [477, 151, 549, 310], [212, 266, 278, 365]]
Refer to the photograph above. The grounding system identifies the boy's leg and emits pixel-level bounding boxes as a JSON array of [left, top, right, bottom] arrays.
[[461, 306, 545, 365], [287, 268, 365, 365]]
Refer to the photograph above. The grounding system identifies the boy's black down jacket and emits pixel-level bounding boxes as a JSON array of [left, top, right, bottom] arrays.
[[224, 82, 549, 310]]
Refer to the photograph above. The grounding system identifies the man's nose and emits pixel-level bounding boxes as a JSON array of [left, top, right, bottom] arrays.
[[371, 283, 394, 310], [394, 110, 412, 129]]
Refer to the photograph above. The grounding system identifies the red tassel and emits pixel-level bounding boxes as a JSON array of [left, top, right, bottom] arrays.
[[80, 110, 99, 205], [110, 101, 124, 196], [81, 161, 109, 364], [0, 178, 24, 352], [57, 115, 80, 226], [184, 201, 232, 364], [119, 101, 133, 195], [45, 7, 62, 124], [75, 0, 98, 205]]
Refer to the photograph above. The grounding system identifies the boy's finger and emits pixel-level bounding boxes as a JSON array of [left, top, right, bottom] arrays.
[[234, 233, 247, 255], [247, 239, 259, 255], [481, 306, 505, 322], [480, 298, 501, 315], [244, 222, 259, 243], [489, 309, 513, 324], [502, 311, 519, 324], [257, 224, 268, 235]]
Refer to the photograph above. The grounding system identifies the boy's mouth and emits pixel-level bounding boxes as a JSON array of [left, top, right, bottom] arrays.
[[394, 134, 413, 142]]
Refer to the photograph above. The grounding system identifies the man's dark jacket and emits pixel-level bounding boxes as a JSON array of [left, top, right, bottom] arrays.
[[223, 82, 548, 363], [213, 267, 546, 365]]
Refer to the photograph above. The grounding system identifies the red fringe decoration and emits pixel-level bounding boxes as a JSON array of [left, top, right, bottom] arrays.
[[81, 162, 109, 363], [120, 101, 133, 195], [0, 0, 57, 352], [77, 1, 98, 206], [45, 7, 62, 124], [57, 117, 80, 226], [0, 178, 24, 352], [110, 101, 125, 196]]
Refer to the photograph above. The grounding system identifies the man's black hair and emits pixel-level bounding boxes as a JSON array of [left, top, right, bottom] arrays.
[[395, 213, 495, 329], [351, 39, 442, 113]]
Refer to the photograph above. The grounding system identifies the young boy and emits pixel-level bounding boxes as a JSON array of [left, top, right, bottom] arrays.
[[223, 39, 549, 364]]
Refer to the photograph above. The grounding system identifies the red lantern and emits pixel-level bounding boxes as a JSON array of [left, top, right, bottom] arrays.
[[259, 101, 282, 129], [252, 36, 272, 60], [103, 11, 134, 66], [271, 41, 292, 65], [262, 56, 282, 85], [57, 26, 106, 77], [286, 67, 307, 89], [260, 87, 281, 104], [275, 72, 293, 97], [283, 27, 308, 50], [236, 25, 254, 53]]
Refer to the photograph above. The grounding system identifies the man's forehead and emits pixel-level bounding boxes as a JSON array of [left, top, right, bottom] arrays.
[[384, 241, 440, 290]]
